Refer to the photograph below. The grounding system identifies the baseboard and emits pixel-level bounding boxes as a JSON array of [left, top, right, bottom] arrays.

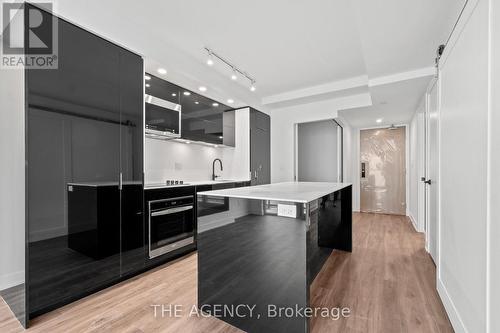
[[437, 278, 468, 333], [0, 271, 24, 291], [408, 213, 418, 232]]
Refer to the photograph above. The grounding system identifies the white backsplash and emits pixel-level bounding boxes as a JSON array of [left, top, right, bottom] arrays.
[[145, 108, 250, 184]]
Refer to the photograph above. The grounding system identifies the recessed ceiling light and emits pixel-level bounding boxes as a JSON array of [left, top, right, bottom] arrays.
[[212, 103, 219, 107], [219, 136, 223, 139], [231, 71, 237, 81], [376, 118, 383, 123], [144, 75, 151, 80], [145, 83, 150, 88], [198, 86, 207, 92], [227, 99, 234, 104], [214, 145, 218, 148], [194, 101, 199, 104], [250, 85, 256, 92], [183, 91, 191, 96], [172, 93, 177, 97], [157, 68, 167, 75], [185, 141, 191, 144]]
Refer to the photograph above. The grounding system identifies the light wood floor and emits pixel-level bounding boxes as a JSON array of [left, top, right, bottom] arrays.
[[0, 213, 453, 333]]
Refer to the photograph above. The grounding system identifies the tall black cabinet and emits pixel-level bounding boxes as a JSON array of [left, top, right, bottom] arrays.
[[26, 6, 144, 319], [250, 109, 271, 185]]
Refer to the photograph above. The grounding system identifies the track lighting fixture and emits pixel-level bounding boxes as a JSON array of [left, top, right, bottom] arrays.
[[204, 47, 257, 92]]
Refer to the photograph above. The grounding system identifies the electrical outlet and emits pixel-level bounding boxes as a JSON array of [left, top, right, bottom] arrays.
[[277, 203, 297, 218]]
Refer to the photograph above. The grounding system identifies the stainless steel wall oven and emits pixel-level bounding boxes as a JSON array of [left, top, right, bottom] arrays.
[[148, 195, 194, 258]]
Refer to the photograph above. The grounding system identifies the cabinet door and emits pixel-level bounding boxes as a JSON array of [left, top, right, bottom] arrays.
[[27, 11, 122, 317], [223, 111, 235, 147], [250, 110, 271, 185], [119, 50, 145, 275], [180, 92, 224, 144]]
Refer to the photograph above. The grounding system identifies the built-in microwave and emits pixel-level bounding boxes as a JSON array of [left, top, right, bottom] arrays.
[[145, 94, 181, 139]]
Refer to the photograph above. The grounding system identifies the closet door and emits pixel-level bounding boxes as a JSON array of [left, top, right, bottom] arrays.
[[119, 50, 145, 275]]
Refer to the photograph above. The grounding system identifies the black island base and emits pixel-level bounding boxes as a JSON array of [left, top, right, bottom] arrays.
[[196, 182, 352, 333]]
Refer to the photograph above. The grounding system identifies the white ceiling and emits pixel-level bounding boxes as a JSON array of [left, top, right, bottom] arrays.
[[50, 0, 464, 124], [338, 76, 431, 128], [352, 0, 464, 77]]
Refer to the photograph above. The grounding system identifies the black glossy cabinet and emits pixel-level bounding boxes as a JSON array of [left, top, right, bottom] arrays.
[[250, 109, 271, 185], [196, 181, 250, 217], [145, 73, 234, 146], [67, 185, 120, 259], [26, 7, 144, 319]]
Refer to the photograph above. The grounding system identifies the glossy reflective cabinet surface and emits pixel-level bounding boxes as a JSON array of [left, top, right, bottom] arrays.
[[26, 7, 144, 319], [197, 185, 352, 333], [250, 109, 271, 185], [145, 73, 234, 146]]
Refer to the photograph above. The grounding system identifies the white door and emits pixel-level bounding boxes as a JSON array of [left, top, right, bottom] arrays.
[[426, 79, 439, 263]]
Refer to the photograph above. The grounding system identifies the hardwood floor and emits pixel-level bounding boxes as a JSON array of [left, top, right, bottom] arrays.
[[0, 213, 453, 333]]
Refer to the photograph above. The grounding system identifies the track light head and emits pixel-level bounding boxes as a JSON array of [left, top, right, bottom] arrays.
[[206, 52, 214, 66]]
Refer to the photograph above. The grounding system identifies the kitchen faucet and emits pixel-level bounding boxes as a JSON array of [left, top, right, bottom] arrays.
[[212, 158, 223, 181]]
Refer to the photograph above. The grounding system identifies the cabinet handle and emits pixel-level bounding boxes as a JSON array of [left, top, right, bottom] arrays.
[[151, 205, 193, 216]]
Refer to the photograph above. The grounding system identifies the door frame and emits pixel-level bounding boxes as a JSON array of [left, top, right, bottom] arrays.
[[357, 124, 410, 216], [424, 76, 440, 264]]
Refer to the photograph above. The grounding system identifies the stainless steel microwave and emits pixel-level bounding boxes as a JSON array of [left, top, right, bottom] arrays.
[[145, 94, 181, 139]]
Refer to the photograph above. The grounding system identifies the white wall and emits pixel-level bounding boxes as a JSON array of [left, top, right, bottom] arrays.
[[0, 68, 25, 290], [270, 93, 371, 183], [436, 0, 489, 331], [297, 120, 339, 182], [490, 1, 500, 332], [408, 103, 425, 232], [145, 108, 250, 183]]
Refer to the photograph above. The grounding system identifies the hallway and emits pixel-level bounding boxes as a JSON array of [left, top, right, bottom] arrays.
[[0, 213, 452, 333], [311, 213, 453, 332]]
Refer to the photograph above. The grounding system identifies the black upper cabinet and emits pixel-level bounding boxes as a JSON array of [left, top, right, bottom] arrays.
[[145, 73, 234, 146], [27, 7, 144, 319], [146, 74, 180, 104]]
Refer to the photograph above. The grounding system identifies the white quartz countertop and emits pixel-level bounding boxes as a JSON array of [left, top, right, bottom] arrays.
[[197, 182, 351, 203]]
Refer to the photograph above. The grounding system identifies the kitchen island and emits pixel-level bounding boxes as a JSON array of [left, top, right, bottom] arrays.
[[197, 182, 352, 333]]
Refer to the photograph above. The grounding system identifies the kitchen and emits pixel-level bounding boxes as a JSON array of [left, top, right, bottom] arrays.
[[1, 1, 497, 333], [20, 7, 272, 318]]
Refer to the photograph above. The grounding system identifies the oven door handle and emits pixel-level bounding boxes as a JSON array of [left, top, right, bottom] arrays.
[[151, 205, 193, 216]]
